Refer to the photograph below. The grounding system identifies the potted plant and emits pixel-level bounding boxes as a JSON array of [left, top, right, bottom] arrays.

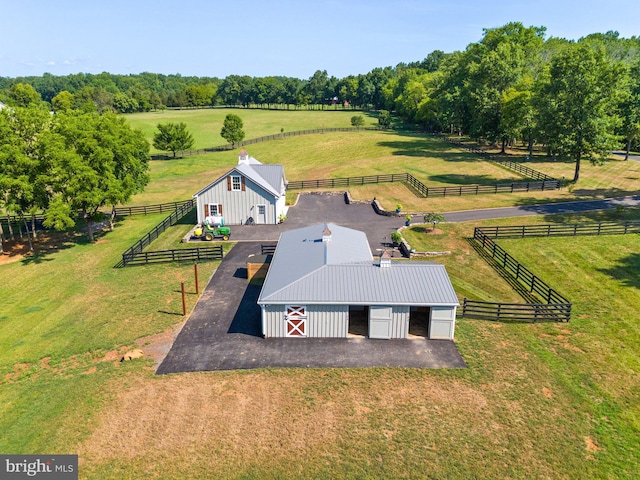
[[278, 213, 287, 224], [395, 204, 402, 213], [405, 214, 412, 226], [390, 231, 402, 246]]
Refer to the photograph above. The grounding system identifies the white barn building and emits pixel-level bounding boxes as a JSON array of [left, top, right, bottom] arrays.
[[193, 150, 287, 225], [258, 224, 459, 340]]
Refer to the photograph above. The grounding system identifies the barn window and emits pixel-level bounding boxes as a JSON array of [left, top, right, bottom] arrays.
[[231, 175, 242, 191], [207, 204, 222, 216], [285, 305, 307, 337]]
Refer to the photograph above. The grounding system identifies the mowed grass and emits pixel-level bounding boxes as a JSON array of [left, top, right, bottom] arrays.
[[1, 206, 639, 477], [2, 113, 640, 478], [129, 129, 640, 212], [125, 108, 374, 153]]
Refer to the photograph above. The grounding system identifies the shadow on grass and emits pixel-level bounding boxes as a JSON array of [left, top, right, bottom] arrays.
[[158, 310, 184, 316], [427, 173, 514, 186], [509, 190, 640, 209], [597, 253, 640, 289]]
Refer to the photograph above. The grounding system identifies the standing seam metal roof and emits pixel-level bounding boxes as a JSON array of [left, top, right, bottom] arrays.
[[192, 158, 285, 198], [257, 223, 459, 306]]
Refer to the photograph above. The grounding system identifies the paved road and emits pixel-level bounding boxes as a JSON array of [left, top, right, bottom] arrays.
[[444, 195, 640, 223], [157, 242, 466, 373], [612, 151, 640, 162]]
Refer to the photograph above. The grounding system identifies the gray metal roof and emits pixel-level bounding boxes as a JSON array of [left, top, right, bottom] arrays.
[[252, 164, 286, 192], [192, 159, 285, 198], [258, 224, 459, 306]]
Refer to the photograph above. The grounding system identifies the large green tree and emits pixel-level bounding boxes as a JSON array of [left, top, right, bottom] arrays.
[[619, 61, 640, 159], [537, 44, 623, 182], [220, 114, 245, 147], [0, 105, 54, 249], [49, 112, 150, 241], [152, 122, 195, 157]]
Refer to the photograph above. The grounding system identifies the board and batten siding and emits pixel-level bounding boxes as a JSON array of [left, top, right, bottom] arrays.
[[262, 304, 348, 338], [429, 306, 457, 340], [196, 176, 277, 225]]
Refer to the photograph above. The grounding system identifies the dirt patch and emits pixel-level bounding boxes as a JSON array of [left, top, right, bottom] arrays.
[[135, 322, 186, 368], [584, 436, 601, 452], [542, 387, 553, 398], [0, 232, 77, 265]]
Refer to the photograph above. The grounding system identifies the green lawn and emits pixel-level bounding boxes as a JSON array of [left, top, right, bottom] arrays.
[[2, 117, 640, 478], [128, 129, 640, 212], [124, 108, 376, 153]]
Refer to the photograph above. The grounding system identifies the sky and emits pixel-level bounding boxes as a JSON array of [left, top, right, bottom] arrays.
[[1, 0, 639, 79]]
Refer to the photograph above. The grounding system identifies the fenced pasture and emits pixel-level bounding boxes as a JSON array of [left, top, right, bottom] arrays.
[[125, 108, 374, 153], [2, 110, 640, 478]]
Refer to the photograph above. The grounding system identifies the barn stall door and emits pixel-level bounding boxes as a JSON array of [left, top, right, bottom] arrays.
[[286, 305, 307, 337]]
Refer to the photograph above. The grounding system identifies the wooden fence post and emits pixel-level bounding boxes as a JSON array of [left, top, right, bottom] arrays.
[[181, 282, 186, 316], [194, 263, 199, 294]]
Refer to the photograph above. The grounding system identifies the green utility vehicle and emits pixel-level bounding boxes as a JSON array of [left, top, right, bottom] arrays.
[[194, 215, 231, 241]]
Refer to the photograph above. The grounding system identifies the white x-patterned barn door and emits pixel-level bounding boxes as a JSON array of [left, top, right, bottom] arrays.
[[286, 305, 307, 337]]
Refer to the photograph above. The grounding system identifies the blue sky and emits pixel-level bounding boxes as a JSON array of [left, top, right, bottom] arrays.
[[1, 0, 638, 79]]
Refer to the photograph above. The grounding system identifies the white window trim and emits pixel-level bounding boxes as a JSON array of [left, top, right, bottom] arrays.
[[208, 204, 220, 216], [231, 175, 242, 191]]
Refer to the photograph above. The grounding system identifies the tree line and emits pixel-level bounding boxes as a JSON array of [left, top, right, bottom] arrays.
[[1, 23, 640, 250]]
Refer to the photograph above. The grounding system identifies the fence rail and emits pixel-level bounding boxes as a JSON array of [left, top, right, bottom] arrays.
[[113, 200, 194, 216], [121, 201, 195, 266], [121, 246, 223, 266], [261, 244, 277, 255], [287, 171, 560, 198], [462, 299, 572, 322], [475, 221, 640, 239], [151, 127, 386, 159], [473, 228, 570, 306], [287, 173, 408, 190], [434, 133, 559, 183]]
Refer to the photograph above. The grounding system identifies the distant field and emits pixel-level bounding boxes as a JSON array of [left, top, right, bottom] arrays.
[[130, 129, 640, 212], [124, 108, 375, 153]]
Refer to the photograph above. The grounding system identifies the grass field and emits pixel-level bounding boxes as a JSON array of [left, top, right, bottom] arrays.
[[2, 115, 640, 478], [129, 128, 640, 213], [125, 108, 376, 153]]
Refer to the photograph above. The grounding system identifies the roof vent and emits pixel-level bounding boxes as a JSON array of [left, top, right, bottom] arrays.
[[238, 149, 249, 165], [380, 250, 391, 268], [322, 226, 332, 242]]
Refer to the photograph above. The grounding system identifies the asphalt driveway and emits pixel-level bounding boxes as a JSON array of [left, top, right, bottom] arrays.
[[157, 241, 466, 373], [228, 193, 404, 253]]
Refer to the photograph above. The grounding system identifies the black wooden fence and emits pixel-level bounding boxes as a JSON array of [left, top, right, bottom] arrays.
[[120, 201, 195, 266], [473, 227, 571, 306], [475, 220, 640, 239], [113, 200, 194, 217], [287, 171, 560, 198], [462, 299, 572, 322], [121, 246, 223, 266], [151, 127, 386, 159], [261, 244, 277, 254], [434, 133, 560, 183]]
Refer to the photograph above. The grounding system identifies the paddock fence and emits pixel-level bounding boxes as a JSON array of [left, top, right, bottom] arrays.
[[287, 172, 560, 198], [150, 127, 388, 159], [461, 299, 572, 323], [434, 133, 561, 184], [121, 246, 223, 266], [475, 220, 640, 239], [120, 201, 195, 266]]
